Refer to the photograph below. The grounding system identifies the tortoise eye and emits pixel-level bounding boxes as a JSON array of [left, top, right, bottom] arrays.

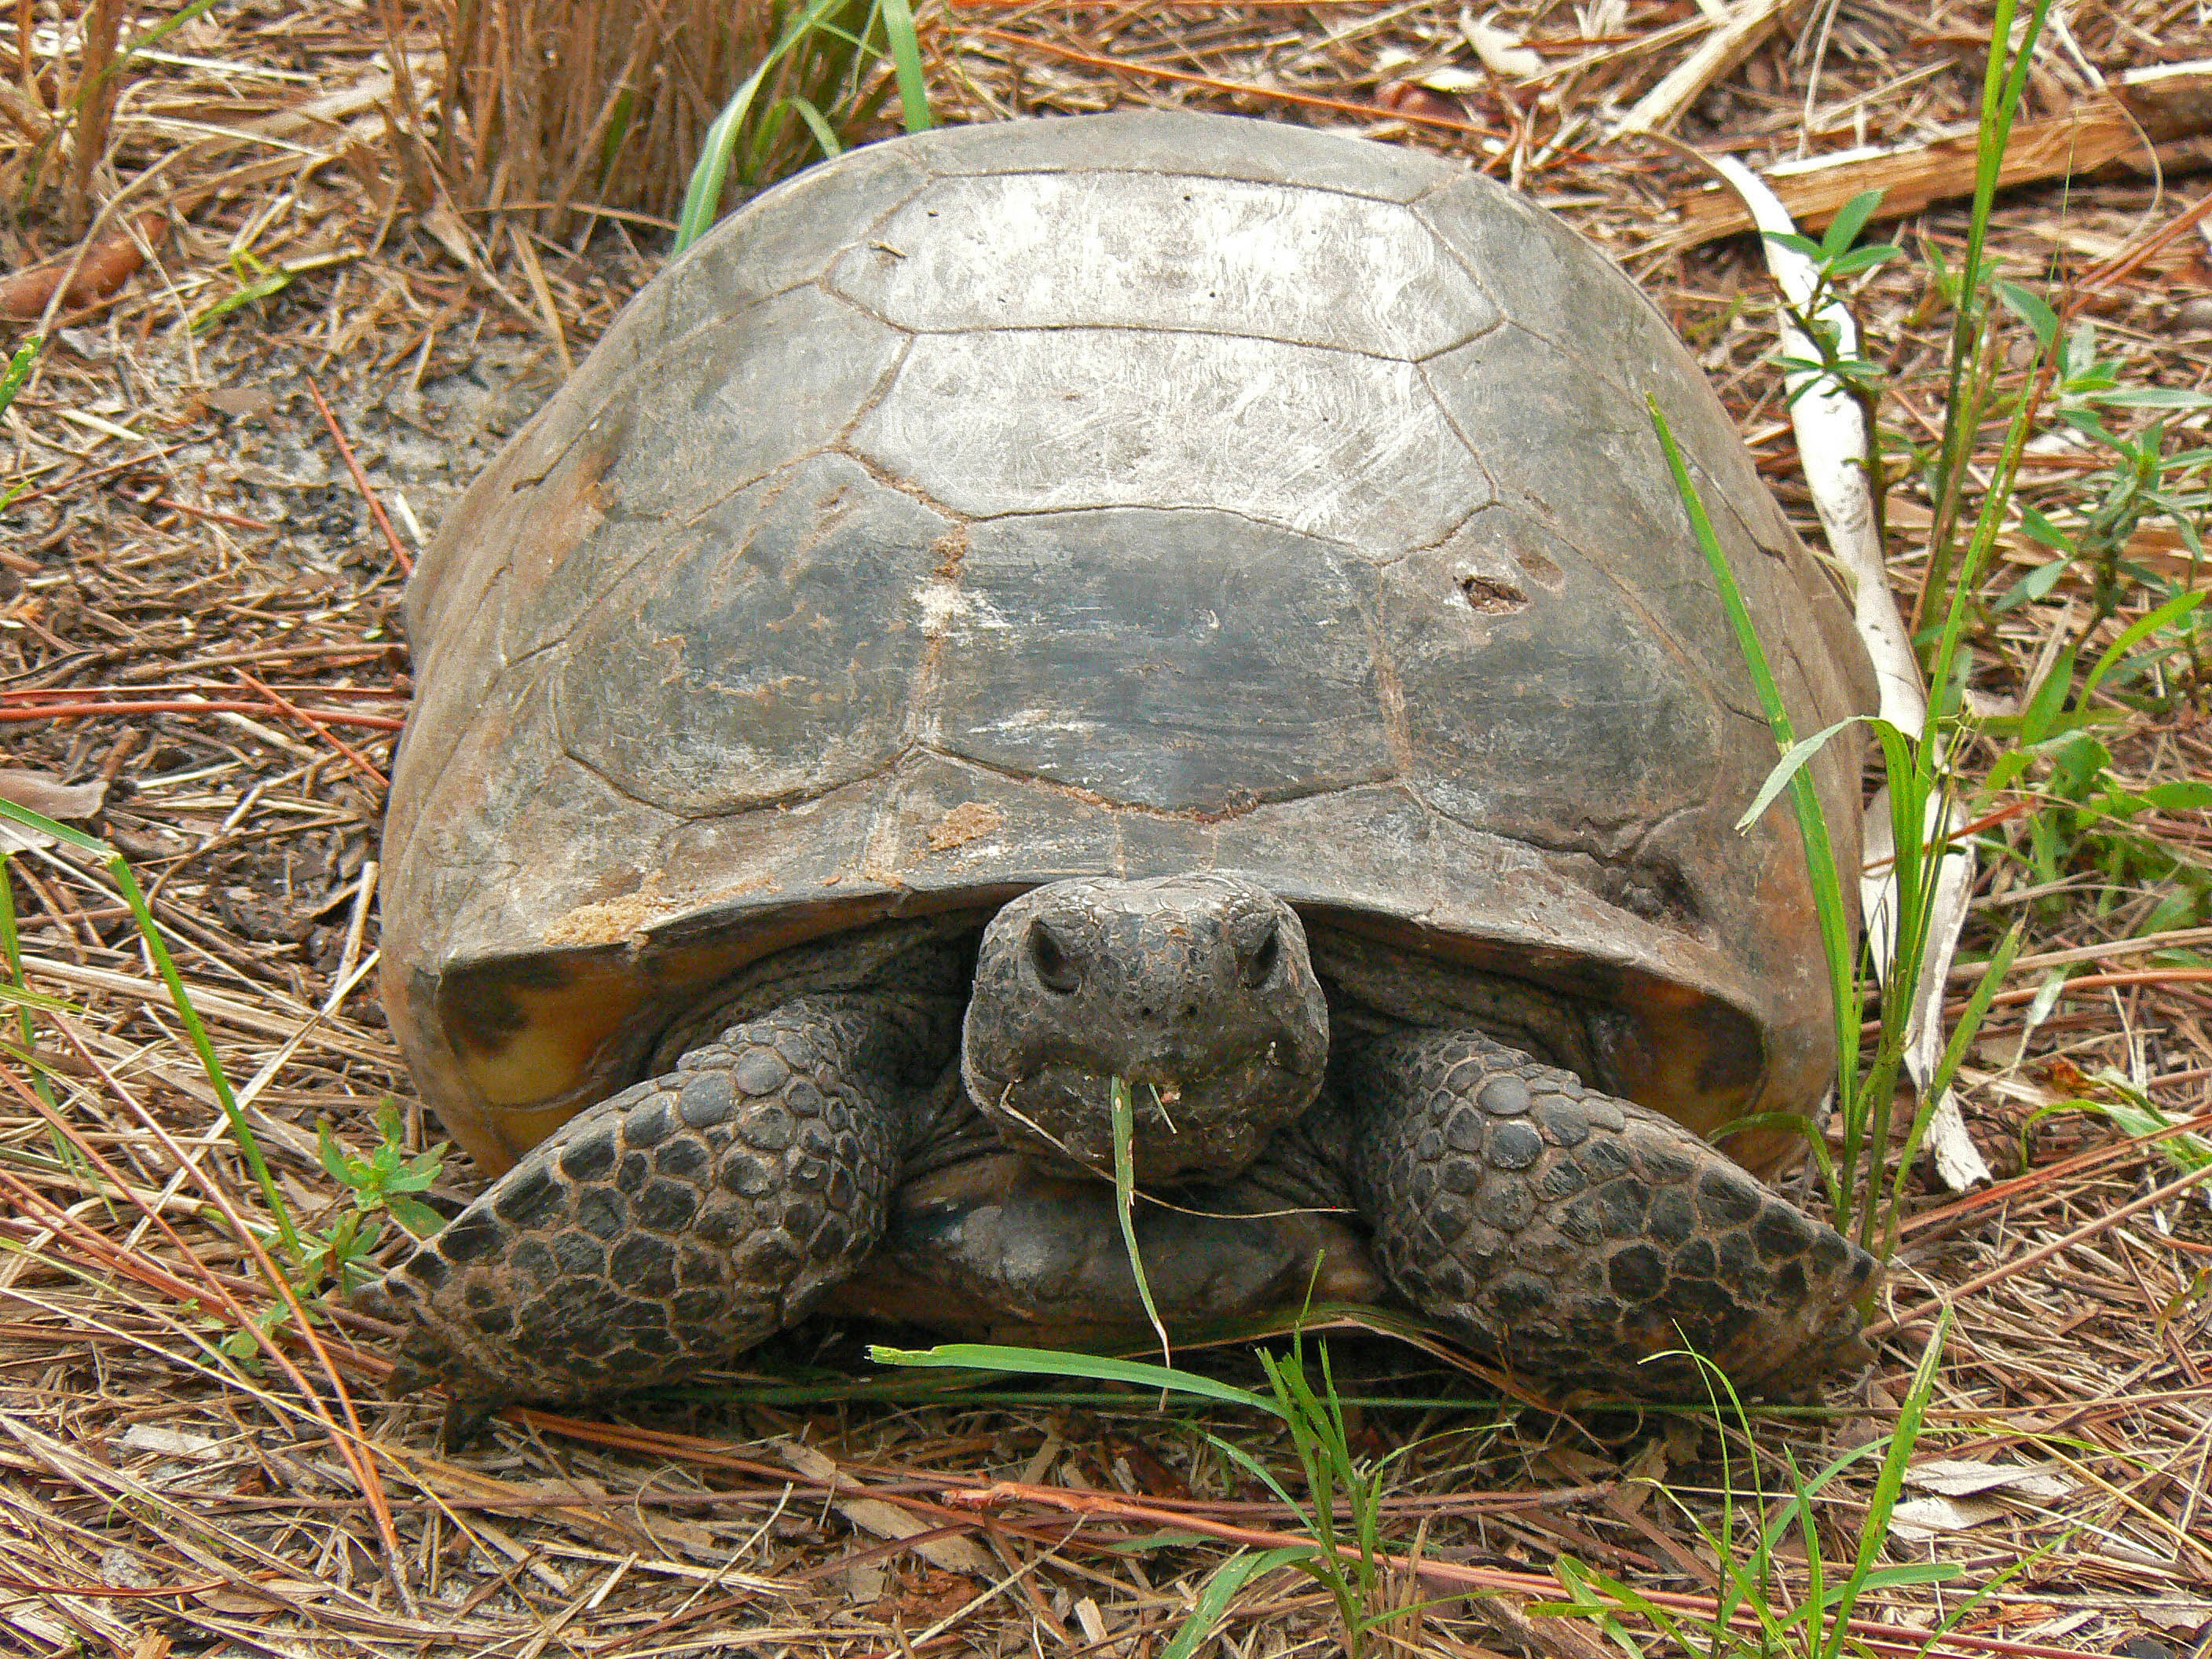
[[1028, 921, 1082, 994], [1239, 919, 1281, 989]]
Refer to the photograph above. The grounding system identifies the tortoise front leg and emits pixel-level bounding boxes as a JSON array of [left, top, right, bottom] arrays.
[[364, 995, 950, 1433], [1342, 1028, 1877, 1398]]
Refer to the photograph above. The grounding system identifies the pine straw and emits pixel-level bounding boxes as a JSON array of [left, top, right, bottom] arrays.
[[2, 2, 2210, 1656]]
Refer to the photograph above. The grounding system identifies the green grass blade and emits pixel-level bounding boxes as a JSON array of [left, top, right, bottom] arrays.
[[782, 93, 844, 159], [1202, 1426, 1310, 1511], [1820, 1306, 1948, 1659], [1920, 922, 2022, 1112], [0, 797, 107, 858], [1162, 1549, 1311, 1659], [878, 0, 934, 130], [0, 797, 302, 1262], [1110, 1075, 1173, 1367], [674, 0, 928, 250], [1921, 0, 2057, 624], [1650, 401, 1858, 1167], [674, 0, 854, 251], [105, 855, 302, 1262], [1884, 922, 2020, 1255], [869, 1341, 1286, 1415], [1735, 715, 1877, 833], [0, 855, 58, 1112], [675, 58, 775, 251], [119, 0, 226, 61]]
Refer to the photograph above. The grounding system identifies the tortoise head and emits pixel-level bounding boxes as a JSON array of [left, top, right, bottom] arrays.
[[962, 874, 1330, 1184]]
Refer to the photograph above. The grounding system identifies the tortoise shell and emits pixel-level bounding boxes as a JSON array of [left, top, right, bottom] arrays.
[[381, 111, 1877, 1177]]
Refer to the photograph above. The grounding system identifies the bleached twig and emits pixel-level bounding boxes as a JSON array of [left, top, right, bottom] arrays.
[[1711, 156, 1991, 1191]]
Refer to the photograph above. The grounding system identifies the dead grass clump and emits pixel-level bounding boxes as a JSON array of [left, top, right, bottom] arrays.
[[434, 0, 911, 236]]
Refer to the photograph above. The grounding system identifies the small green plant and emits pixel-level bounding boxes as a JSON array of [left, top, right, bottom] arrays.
[[1977, 586, 2212, 930], [675, 0, 933, 250], [0, 335, 37, 511], [2022, 1076, 2212, 1178], [1535, 1314, 2034, 1659], [191, 247, 296, 335], [1764, 189, 1905, 409], [306, 1102, 448, 1292], [877, 1339, 1419, 1657], [2000, 308, 2211, 632]]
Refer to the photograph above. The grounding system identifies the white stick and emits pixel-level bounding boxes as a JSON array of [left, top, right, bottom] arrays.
[[1708, 156, 1990, 1190]]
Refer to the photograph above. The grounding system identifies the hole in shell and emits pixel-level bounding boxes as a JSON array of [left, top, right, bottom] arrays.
[[1459, 574, 1529, 614]]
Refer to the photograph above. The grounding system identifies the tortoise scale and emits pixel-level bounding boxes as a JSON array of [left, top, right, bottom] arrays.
[[363, 111, 1882, 1427]]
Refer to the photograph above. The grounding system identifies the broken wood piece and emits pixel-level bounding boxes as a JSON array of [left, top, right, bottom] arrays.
[[1611, 0, 1808, 137], [1668, 57, 2212, 244], [0, 212, 168, 321], [776, 1441, 996, 1578]]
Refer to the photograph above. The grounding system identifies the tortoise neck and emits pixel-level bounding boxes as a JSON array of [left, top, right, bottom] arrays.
[[1306, 926, 1611, 1088]]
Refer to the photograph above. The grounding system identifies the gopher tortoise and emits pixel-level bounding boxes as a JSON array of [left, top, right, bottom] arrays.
[[366, 111, 1882, 1426]]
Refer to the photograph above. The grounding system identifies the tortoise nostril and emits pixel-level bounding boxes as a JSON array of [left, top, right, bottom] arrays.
[[1240, 919, 1281, 989], [1027, 921, 1082, 994]]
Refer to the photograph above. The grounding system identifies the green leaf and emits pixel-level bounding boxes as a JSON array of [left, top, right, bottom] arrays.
[[1761, 230, 1824, 258], [1820, 189, 1886, 259], [0, 335, 38, 423], [317, 1120, 357, 1187], [1990, 556, 2070, 614], [386, 1195, 447, 1237], [1734, 716, 1873, 833], [2083, 587, 2208, 700], [2016, 505, 2071, 552], [2093, 386, 2212, 408], [1993, 279, 2058, 346], [1823, 243, 1903, 277], [2047, 738, 2108, 807], [2015, 644, 2077, 745], [2144, 781, 2212, 812]]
